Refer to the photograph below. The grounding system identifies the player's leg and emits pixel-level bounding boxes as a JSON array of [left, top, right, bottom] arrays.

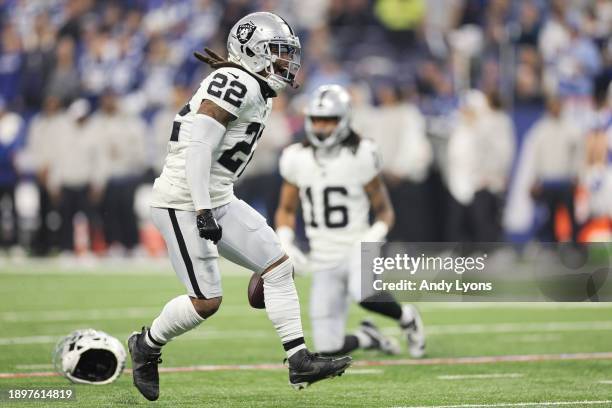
[[214, 200, 304, 354], [215, 199, 351, 388], [348, 249, 426, 357], [309, 265, 353, 355], [128, 207, 222, 401], [309, 263, 394, 356]]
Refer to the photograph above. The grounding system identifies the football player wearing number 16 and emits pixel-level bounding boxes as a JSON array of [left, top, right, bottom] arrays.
[[127, 13, 351, 401], [275, 85, 426, 358]]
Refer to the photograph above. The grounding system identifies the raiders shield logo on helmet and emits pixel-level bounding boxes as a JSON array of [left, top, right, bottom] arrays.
[[236, 21, 256, 44]]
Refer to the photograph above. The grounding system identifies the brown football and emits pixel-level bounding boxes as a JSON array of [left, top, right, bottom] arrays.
[[248, 273, 265, 309]]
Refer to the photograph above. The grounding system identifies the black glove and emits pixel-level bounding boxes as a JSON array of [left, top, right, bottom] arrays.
[[196, 210, 222, 244]]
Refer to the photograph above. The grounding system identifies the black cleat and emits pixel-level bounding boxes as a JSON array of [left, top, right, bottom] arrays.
[[287, 349, 352, 390], [128, 327, 162, 401]]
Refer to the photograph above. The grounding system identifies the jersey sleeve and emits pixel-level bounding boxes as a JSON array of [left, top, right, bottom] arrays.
[[279, 144, 301, 185], [358, 139, 383, 184], [199, 67, 256, 118]]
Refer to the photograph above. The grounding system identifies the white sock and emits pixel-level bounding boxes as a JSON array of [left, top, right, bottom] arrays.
[[400, 304, 415, 326], [262, 258, 306, 358], [146, 295, 205, 348], [354, 330, 373, 349]]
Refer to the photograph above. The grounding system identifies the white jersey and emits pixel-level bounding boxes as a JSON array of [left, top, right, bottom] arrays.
[[279, 138, 382, 269], [151, 66, 273, 210]]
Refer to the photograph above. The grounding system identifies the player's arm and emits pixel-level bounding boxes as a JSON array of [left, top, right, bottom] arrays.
[[274, 181, 309, 269], [186, 99, 235, 244], [363, 174, 395, 241], [275, 181, 300, 230]]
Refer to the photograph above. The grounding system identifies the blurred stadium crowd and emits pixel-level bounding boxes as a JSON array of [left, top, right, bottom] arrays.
[[0, 0, 611, 257]]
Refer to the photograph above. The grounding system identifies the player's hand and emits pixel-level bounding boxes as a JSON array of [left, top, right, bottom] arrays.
[[196, 210, 222, 244], [285, 244, 309, 275], [277, 226, 309, 275]]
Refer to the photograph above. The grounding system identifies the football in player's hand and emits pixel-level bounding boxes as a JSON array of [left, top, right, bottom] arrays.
[[248, 273, 265, 309]]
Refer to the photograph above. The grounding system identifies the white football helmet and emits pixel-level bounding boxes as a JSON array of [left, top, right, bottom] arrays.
[[227, 12, 301, 92], [305, 84, 352, 149], [53, 329, 126, 385]]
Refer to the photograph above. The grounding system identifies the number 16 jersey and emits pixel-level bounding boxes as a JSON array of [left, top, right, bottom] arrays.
[[279, 138, 382, 269], [151, 66, 272, 211]]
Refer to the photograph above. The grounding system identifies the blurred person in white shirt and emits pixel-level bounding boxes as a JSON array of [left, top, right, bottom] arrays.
[[88, 89, 147, 253], [46, 99, 97, 253], [527, 96, 583, 242], [353, 83, 433, 241], [446, 90, 514, 242], [26, 95, 68, 254], [0, 98, 26, 250]]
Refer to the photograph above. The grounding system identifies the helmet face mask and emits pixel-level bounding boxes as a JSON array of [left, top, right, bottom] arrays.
[[268, 42, 301, 85], [305, 85, 352, 150], [228, 12, 301, 92], [309, 116, 341, 142]]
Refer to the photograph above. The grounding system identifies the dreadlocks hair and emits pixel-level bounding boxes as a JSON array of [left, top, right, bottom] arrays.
[[193, 48, 276, 98]]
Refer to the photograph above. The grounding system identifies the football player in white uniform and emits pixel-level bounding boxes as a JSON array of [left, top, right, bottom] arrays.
[[275, 85, 426, 358], [127, 13, 351, 401]]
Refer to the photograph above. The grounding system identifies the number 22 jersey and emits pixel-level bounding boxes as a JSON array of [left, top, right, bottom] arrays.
[[151, 66, 273, 211]]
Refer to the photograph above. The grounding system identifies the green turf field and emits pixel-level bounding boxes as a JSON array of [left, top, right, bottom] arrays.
[[1, 260, 612, 407]]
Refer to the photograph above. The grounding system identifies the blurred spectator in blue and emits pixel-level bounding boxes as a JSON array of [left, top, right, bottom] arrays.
[[538, 0, 568, 61], [0, 97, 26, 248], [514, 0, 542, 47], [140, 35, 177, 109], [555, 13, 602, 97], [80, 25, 142, 97], [415, 59, 455, 116], [20, 11, 56, 112], [0, 23, 23, 107]]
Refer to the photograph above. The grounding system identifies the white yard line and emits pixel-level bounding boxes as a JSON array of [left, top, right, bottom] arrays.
[[346, 368, 385, 375], [0, 258, 250, 276], [3, 320, 612, 345], [0, 305, 265, 322], [392, 401, 612, 408], [500, 334, 562, 343], [598, 380, 612, 384], [416, 303, 612, 310], [15, 364, 54, 370], [1, 352, 612, 379], [0, 307, 162, 322], [383, 320, 612, 336], [437, 373, 523, 380]]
